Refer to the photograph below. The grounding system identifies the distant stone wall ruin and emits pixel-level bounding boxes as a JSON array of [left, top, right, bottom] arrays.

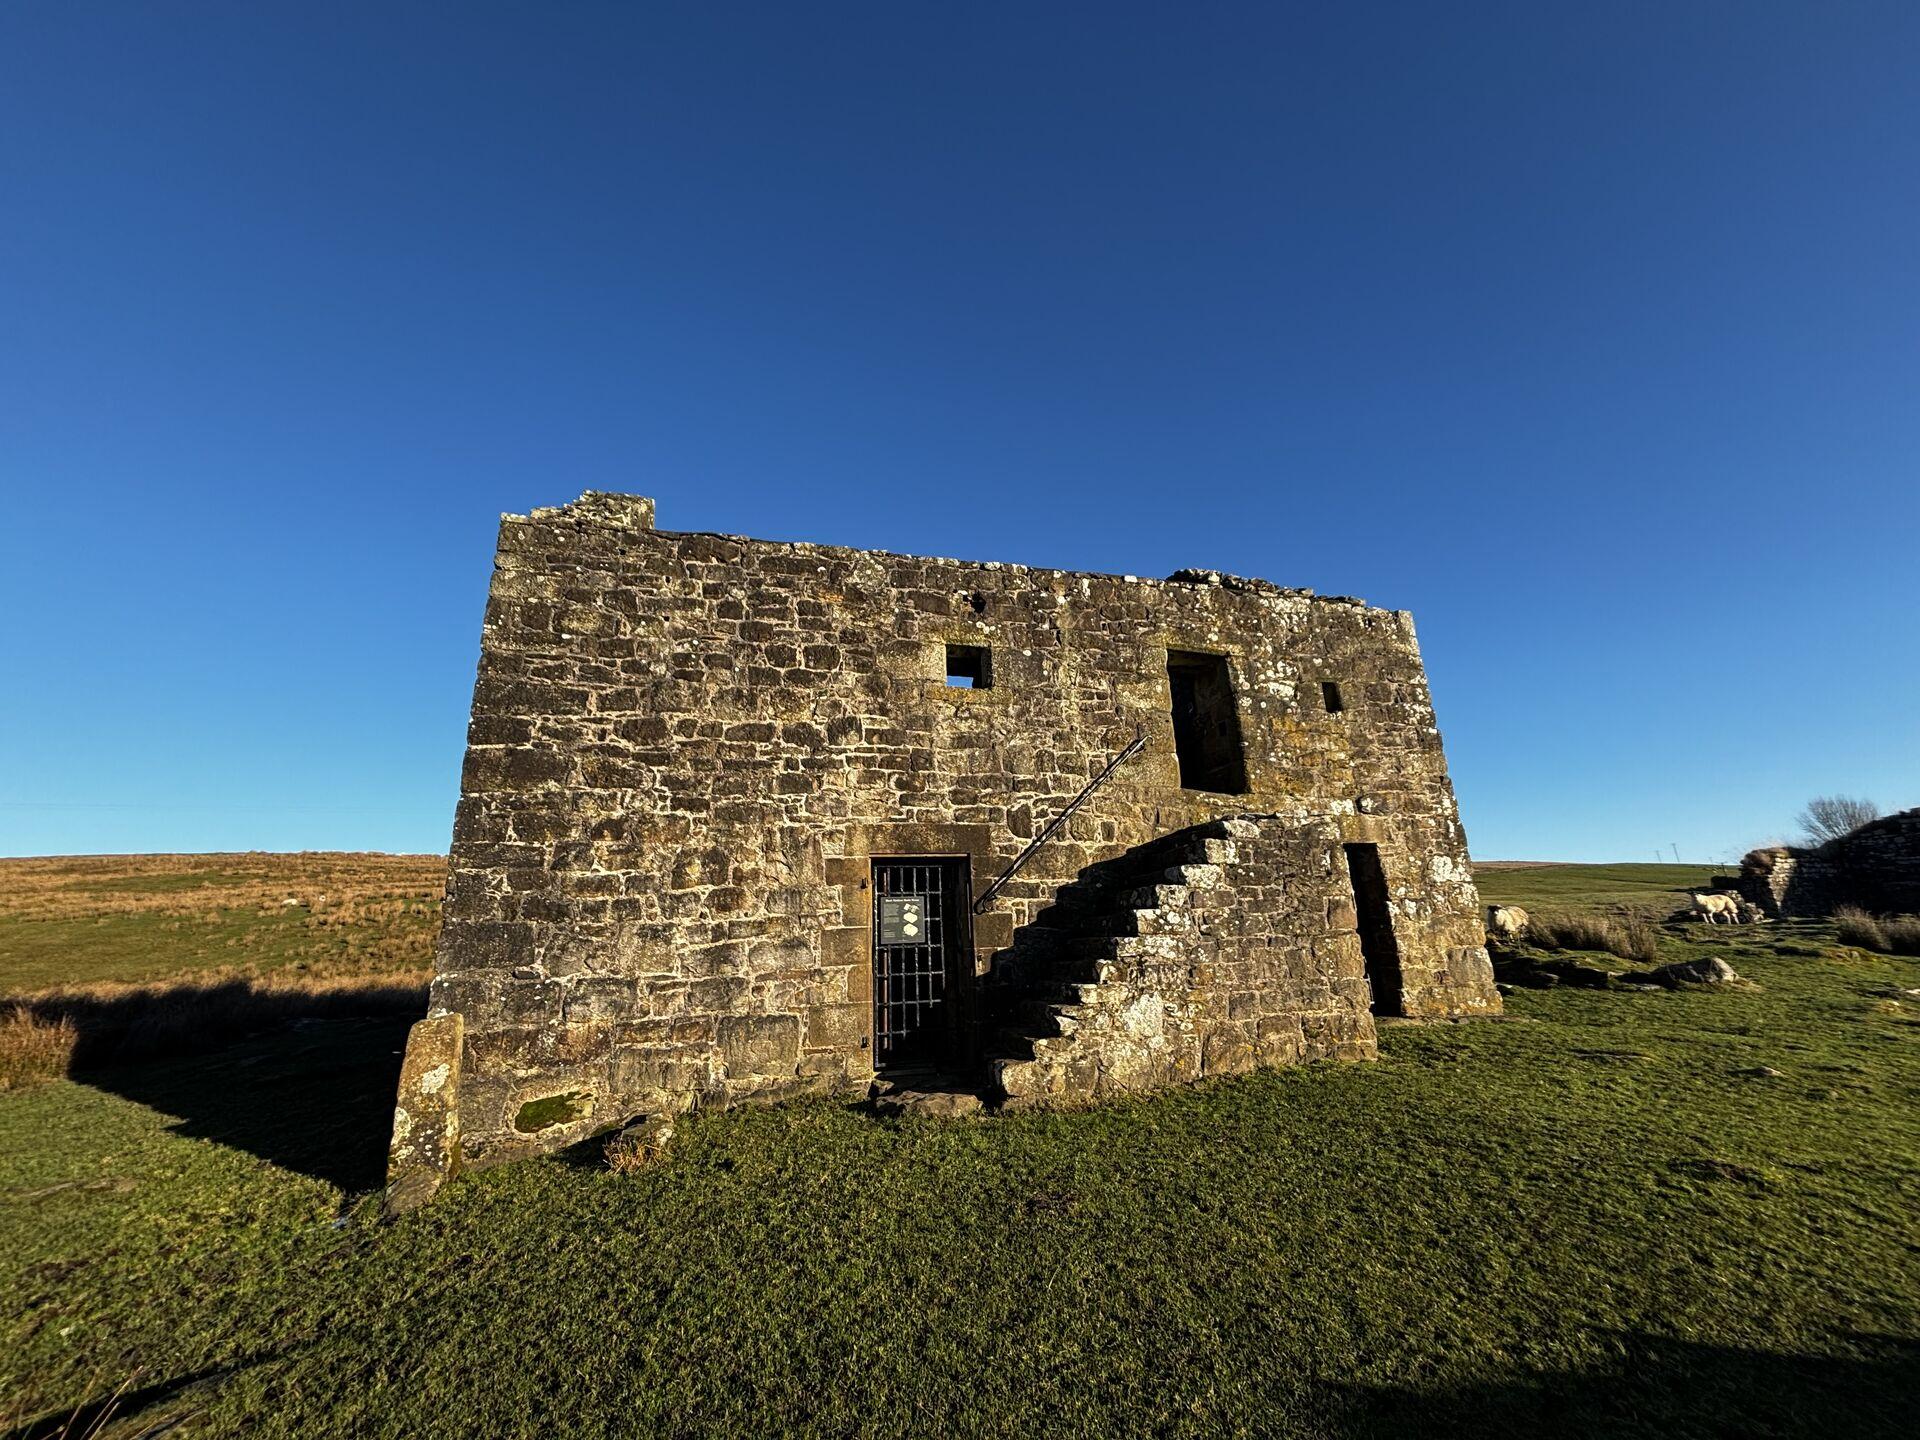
[[1739, 808, 1920, 918]]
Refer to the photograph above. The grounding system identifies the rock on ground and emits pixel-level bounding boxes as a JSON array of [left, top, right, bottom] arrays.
[[870, 1085, 985, 1119], [1646, 956, 1742, 988]]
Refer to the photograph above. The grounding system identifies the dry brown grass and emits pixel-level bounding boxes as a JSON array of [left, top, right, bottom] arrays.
[[0, 851, 443, 923], [1835, 905, 1920, 958], [0, 1005, 78, 1090], [1835, 905, 1890, 952], [604, 1120, 675, 1174], [1616, 919, 1664, 966], [1523, 911, 1663, 965]]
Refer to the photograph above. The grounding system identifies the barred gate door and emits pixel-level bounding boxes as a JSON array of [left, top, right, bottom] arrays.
[[870, 858, 971, 1071]]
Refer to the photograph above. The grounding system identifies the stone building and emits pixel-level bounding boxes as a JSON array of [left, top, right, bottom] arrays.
[[387, 493, 1499, 1209], [1737, 808, 1920, 918]]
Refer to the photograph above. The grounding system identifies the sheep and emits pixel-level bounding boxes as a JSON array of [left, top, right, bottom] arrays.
[[1485, 904, 1531, 940]]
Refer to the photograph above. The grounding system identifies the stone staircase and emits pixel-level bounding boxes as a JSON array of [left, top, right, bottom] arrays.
[[983, 817, 1260, 1108]]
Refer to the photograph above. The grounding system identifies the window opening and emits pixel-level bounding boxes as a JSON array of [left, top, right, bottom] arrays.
[[1166, 650, 1248, 793], [945, 644, 991, 689]]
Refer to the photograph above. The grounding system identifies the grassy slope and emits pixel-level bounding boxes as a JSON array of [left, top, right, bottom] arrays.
[[1475, 862, 1715, 918], [3, 866, 1919, 1438], [0, 854, 440, 993]]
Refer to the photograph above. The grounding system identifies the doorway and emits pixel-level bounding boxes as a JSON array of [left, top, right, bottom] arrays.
[[1166, 650, 1248, 793], [870, 858, 972, 1071], [1342, 843, 1404, 1016]]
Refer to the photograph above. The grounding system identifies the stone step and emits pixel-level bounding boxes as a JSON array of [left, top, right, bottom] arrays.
[[1067, 932, 1184, 963], [989, 1027, 1040, 1062], [1106, 834, 1235, 879], [1008, 998, 1075, 1035], [1100, 906, 1196, 938], [1005, 923, 1083, 959], [990, 1054, 1067, 1103], [1196, 816, 1262, 841], [1118, 882, 1194, 911], [1027, 980, 1103, 1007], [1162, 862, 1224, 889], [1170, 838, 1238, 868], [1020, 836, 1238, 929], [1052, 952, 1120, 985], [870, 1085, 987, 1119]]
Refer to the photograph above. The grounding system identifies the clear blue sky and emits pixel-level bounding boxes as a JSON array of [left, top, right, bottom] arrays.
[[2, 3, 1915, 863]]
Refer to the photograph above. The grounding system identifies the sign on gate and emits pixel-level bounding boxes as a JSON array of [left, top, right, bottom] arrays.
[[876, 895, 923, 944]]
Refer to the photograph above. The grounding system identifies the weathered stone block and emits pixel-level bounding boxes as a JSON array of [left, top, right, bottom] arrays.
[[385, 1012, 463, 1216], [804, 1002, 865, 1051], [717, 1014, 802, 1076], [607, 1050, 703, 1099]]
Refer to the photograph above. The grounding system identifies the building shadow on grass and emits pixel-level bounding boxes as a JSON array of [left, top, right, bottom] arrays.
[[6, 1331, 1914, 1440], [13, 978, 423, 1192], [72, 1014, 415, 1194], [1328, 1332, 1920, 1439], [3, 1362, 241, 1440]]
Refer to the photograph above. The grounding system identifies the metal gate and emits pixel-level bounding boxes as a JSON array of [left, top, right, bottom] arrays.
[[871, 858, 970, 1070]]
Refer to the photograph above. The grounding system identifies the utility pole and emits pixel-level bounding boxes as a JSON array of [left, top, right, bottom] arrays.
[[1670, 843, 1681, 864]]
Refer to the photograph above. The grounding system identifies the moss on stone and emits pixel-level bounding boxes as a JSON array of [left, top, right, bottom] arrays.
[[513, 1091, 588, 1133]]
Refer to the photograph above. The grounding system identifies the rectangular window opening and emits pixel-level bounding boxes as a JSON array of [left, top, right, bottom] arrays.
[[945, 643, 992, 689], [1321, 681, 1346, 714], [1166, 649, 1248, 794], [1343, 843, 1404, 1017]]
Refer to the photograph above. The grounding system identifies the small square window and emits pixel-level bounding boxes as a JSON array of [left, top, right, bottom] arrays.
[[946, 644, 991, 689], [1321, 681, 1346, 714]]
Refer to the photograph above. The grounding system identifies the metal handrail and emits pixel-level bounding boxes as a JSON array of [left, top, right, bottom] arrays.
[[973, 729, 1149, 914]]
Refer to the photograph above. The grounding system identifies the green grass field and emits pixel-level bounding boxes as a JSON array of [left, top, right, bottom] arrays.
[[0, 908, 389, 993], [0, 854, 439, 993], [1475, 861, 1713, 918], [3, 859, 1918, 1438]]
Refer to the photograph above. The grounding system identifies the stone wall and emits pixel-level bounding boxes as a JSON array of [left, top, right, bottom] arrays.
[[390, 492, 1497, 1205], [1739, 808, 1920, 918]]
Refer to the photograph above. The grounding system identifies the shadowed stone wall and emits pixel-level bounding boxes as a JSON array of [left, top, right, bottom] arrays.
[[1739, 808, 1920, 918], [389, 492, 1496, 1204]]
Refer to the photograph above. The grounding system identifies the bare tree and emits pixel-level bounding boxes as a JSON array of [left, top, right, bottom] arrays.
[[1796, 795, 1880, 847]]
